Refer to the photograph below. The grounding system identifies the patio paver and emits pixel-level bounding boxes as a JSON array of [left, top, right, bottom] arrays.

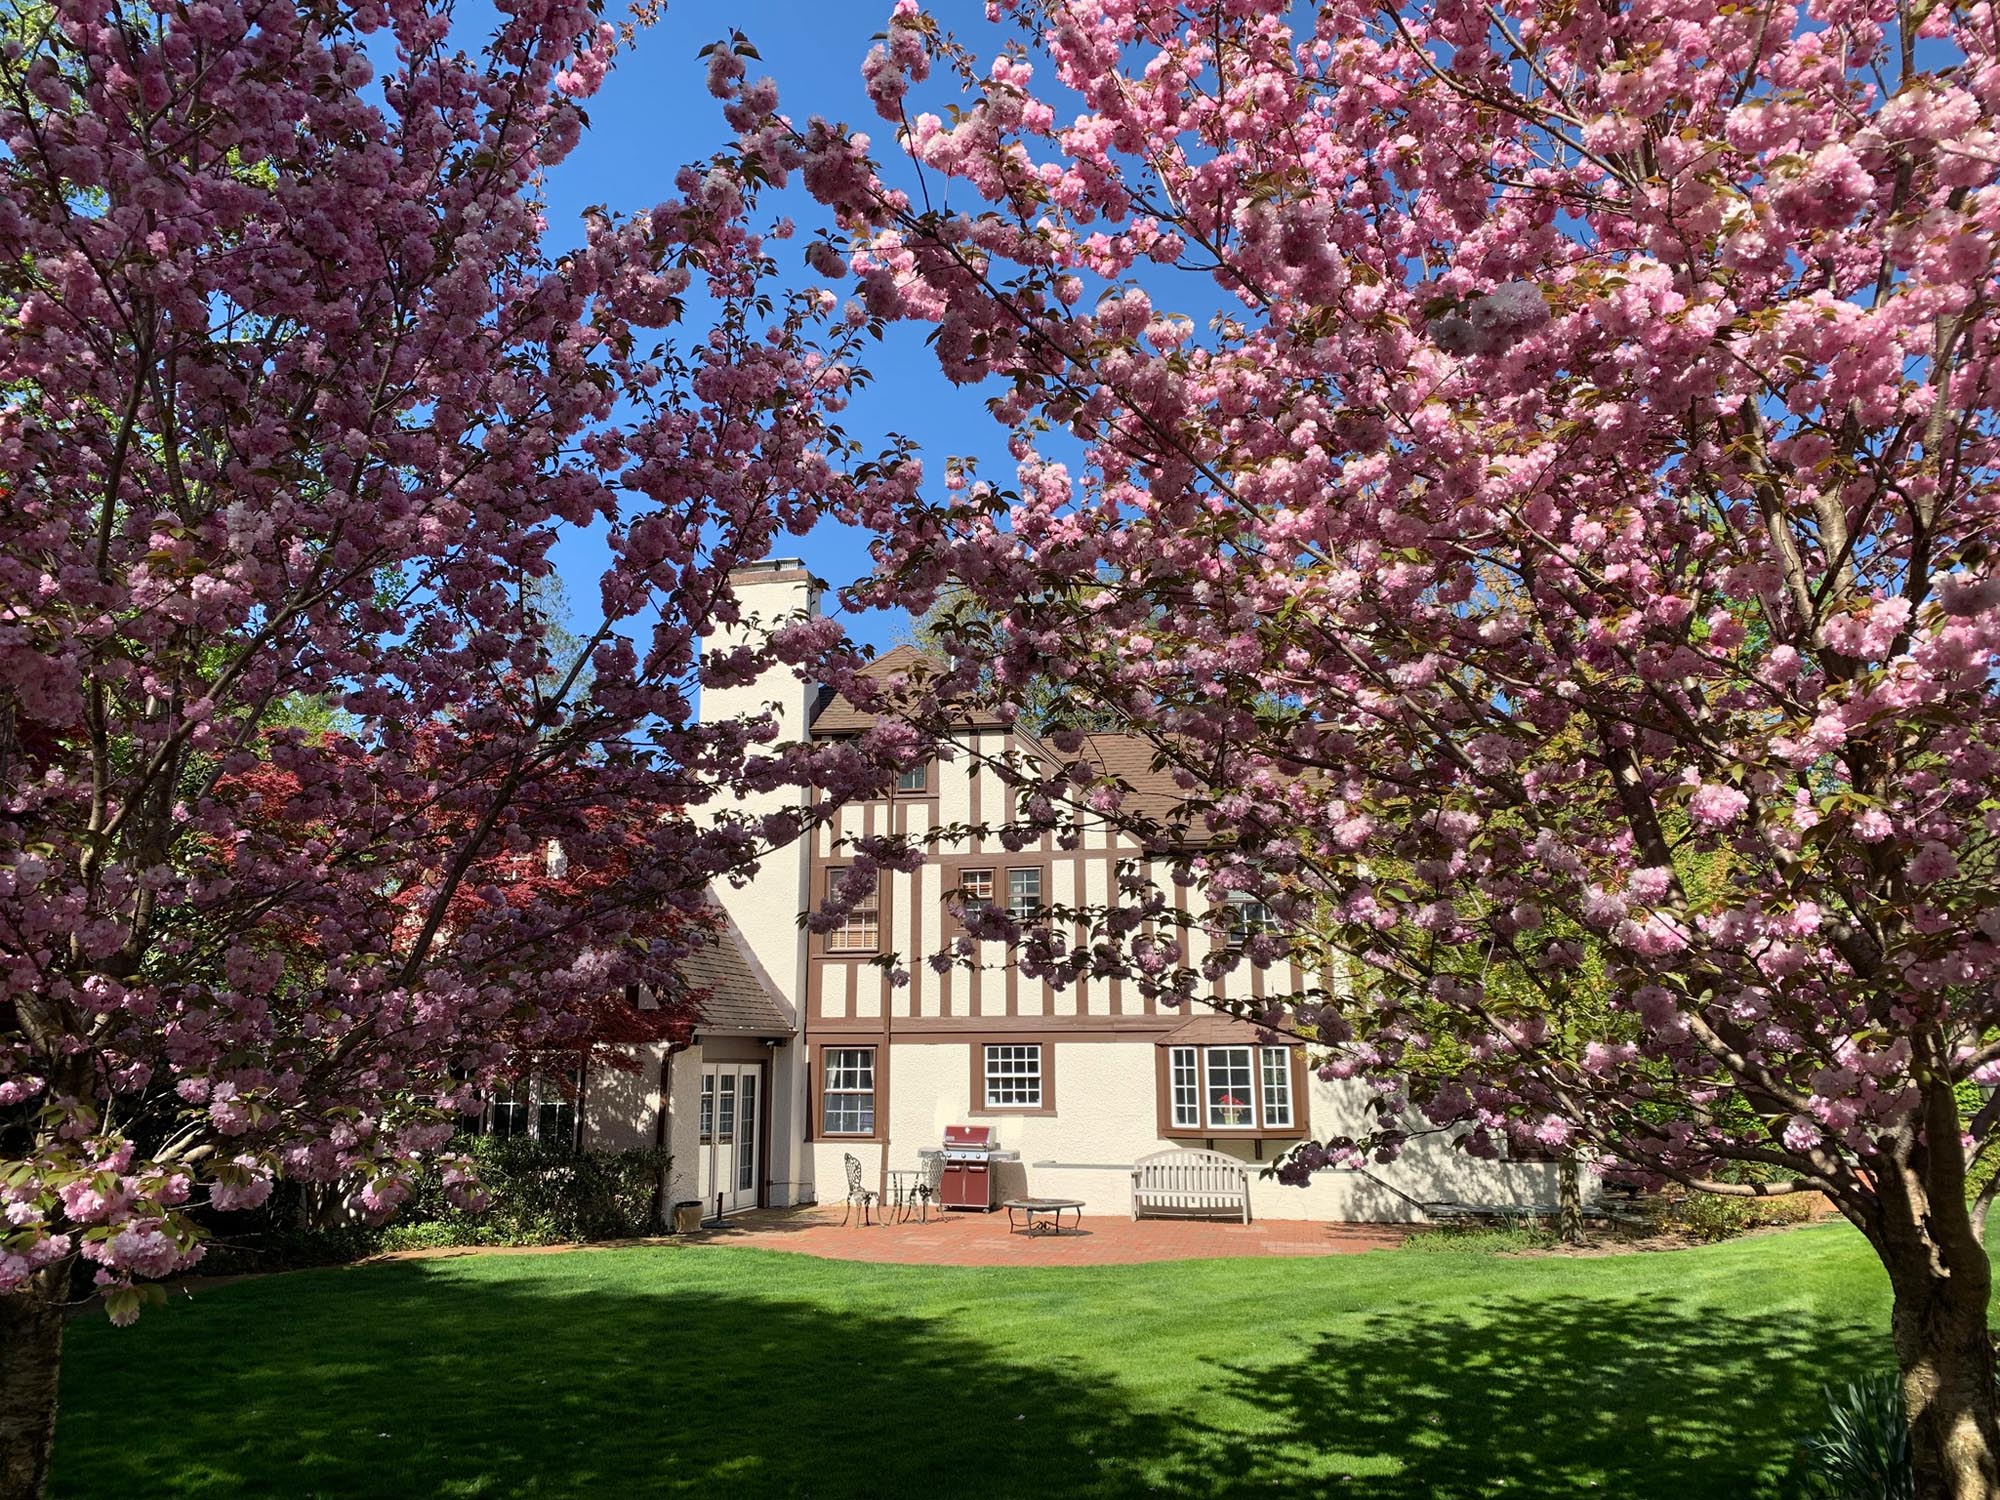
[[682, 1205, 1408, 1266]]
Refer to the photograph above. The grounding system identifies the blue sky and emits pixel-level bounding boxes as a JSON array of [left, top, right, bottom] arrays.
[[538, 0, 1006, 654]]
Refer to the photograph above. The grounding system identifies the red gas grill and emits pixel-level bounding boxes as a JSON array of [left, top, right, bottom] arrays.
[[939, 1125, 1000, 1211]]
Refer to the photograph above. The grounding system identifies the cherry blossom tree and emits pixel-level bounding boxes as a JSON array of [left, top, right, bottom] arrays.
[[746, 1, 2000, 1493], [0, 5, 901, 1492]]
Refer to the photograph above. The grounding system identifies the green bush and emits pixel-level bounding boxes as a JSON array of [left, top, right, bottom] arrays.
[[1794, 1374, 1913, 1500], [391, 1136, 671, 1248], [198, 1139, 670, 1271], [1668, 1193, 1758, 1242], [1657, 1189, 1819, 1243], [1400, 1220, 1559, 1254]]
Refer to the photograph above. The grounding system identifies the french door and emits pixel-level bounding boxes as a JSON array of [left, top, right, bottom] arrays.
[[697, 1062, 763, 1215]]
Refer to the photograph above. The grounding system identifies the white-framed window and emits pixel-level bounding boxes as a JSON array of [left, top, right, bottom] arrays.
[[488, 1076, 530, 1140], [699, 1073, 715, 1143], [480, 1064, 582, 1147], [955, 868, 994, 918], [826, 866, 880, 953], [1170, 1047, 1200, 1129], [738, 1073, 759, 1191], [1007, 867, 1042, 920], [983, 1043, 1044, 1109], [1162, 1044, 1299, 1134], [1227, 893, 1275, 948], [896, 763, 928, 793], [1206, 1046, 1255, 1129], [1260, 1046, 1293, 1128], [822, 1047, 876, 1136]]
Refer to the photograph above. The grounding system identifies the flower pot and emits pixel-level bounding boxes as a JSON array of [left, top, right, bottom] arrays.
[[672, 1200, 703, 1235]]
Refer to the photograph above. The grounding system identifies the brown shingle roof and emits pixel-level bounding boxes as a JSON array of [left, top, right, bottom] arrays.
[[1071, 730, 1187, 827], [805, 649, 1197, 832], [673, 919, 794, 1037], [809, 645, 1012, 734], [1156, 1013, 1293, 1046], [809, 643, 929, 734]]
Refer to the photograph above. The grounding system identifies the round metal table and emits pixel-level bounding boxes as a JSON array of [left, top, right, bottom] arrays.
[[1003, 1198, 1085, 1235]]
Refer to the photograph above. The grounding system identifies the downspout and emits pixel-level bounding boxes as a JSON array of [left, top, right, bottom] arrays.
[[652, 1037, 691, 1231]]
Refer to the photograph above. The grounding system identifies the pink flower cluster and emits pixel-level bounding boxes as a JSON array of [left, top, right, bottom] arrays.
[[783, 0, 2000, 1240]]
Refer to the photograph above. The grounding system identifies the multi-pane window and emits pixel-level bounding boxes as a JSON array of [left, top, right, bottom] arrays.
[[896, 763, 928, 793], [823, 1047, 876, 1135], [1163, 1044, 1300, 1134], [1260, 1047, 1293, 1128], [1007, 867, 1043, 920], [716, 1074, 737, 1145], [1170, 1047, 1200, 1129], [983, 1044, 1044, 1108], [826, 866, 880, 952], [956, 868, 995, 918], [1227, 893, 1275, 948], [699, 1073, 715, 1143], [481, 1066, 581, 1147], [1206, 1046, 1256, 1128], [488, 1077, 530, 1140], [538, 1090, 577, 1147], [738, 1074, 759, 1191]]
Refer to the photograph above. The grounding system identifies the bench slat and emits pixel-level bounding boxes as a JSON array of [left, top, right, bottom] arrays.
[[1130, 1148, 1252, 1224]]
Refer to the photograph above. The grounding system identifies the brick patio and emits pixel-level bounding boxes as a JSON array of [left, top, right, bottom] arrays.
[[679, 1204, 1409, 1266]]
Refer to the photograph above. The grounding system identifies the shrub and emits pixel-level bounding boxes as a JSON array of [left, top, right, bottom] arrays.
[[1400, 1220, 1559, 1254], [197, 1138, 670, 1270], [1657, 1189, 1820, 1243], [1668, 1193, 1758, 1243], [1795, 1374, 1914, 1500], [393, 1136, 671, 1247]]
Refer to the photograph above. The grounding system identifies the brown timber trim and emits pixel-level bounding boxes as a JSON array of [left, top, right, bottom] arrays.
[[965, 1035, 1058, 1116], [810, 1015, 1175, 1039], [697, 1035, 774, 1063], [1152, 1040, 1310, 1143]]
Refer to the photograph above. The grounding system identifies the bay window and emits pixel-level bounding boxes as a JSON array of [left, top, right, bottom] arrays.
[[1160, 1043, 1302, 1137]]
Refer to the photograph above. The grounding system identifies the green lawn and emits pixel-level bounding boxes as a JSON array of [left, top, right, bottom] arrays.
[[55, 1225, 1892, 1499]]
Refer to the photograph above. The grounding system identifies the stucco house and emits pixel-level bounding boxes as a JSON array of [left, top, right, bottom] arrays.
[[577, 560, 1563, 1224]]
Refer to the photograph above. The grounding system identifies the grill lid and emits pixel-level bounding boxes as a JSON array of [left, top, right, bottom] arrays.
[[943, 1124, 994, 1149]]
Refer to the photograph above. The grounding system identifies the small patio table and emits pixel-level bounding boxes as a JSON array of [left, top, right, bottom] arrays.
[[1003, 1198, 1085, 1235], [886, 1169, 922, 1222]]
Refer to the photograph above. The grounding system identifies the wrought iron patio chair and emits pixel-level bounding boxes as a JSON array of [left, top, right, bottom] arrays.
[[840, 1152, 878, 1227], [906, 1152, 946, 1223]]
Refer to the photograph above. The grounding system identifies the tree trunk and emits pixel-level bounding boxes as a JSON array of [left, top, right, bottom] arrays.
[[1558, 1148, 1586, 1245], [1873, 1073, 2000, 1500], [0, 1278, 64, 1500], [1889, 1249, 2000, 1500]]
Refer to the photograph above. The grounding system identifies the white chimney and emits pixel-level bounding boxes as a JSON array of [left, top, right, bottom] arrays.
[[699, 559, 819, 1006]]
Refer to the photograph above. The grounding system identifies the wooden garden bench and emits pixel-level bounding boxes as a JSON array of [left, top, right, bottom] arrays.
[[1130, 1148, 1252, 1223]]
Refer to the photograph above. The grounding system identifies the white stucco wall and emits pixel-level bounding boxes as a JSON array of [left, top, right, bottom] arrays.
[[699, 561, 817, 1018], [589, 1040, 812, 1212], [582, 1043, 665, 1153], [816, 1040, 1567, 1223], [810, 1139, 883, 1210]]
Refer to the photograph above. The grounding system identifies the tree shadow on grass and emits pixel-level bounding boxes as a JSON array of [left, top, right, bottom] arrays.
[[1154, 1291, 1883, 1500], [53, 1258, 1180, 1500], [53, 1259, 1883, 1500]]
